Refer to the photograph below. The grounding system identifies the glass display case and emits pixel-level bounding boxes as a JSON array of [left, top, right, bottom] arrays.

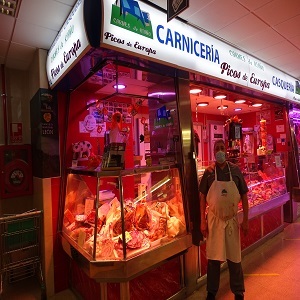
[[197, 153, 288, 212], [61, 164, 190, 278], [240, 152, 287, 210]]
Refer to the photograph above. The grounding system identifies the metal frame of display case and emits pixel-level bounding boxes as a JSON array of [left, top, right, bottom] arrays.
[[61, 164, 192, 281]]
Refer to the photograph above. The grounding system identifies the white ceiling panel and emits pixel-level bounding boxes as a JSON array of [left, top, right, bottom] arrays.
[[149, 0, 166, 10], [290, 35, 300, 48], [216, 14, 268, 44], [268, 50, 300, 67], [0, 40, 9, 57], [254, 0, 300, 26], [237, 0, 273, 11], [274, 63, 300, 79], [187, 0, 249, 33], [53, 0, 77, 5], [7, 43, 36, 63], [19, 0, 76, 31], [254, 40, 298, 60], [274, 15, 300, 39], [13, 20, 58, 49], [0, 14, 15, 40], [238, 28, 284, 52], [268, 57, 300, 79], [178, 0, 216, 19]]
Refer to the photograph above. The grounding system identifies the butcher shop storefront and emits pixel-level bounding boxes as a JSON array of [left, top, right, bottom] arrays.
[[44, 0, 300, 299]]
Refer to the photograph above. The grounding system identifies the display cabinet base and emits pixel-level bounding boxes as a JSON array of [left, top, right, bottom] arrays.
[[61, 233, 192, 281]]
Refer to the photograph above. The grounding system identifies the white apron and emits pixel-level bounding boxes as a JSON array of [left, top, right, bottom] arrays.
[[206, 163, 241, 263]]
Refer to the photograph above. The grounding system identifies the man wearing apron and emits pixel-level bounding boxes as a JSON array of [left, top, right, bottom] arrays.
[[199, 140, 249, 300]]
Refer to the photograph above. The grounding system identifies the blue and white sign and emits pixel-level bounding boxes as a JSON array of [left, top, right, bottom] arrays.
[[46, 0, 91, 88], [102, 0, 300, 103]]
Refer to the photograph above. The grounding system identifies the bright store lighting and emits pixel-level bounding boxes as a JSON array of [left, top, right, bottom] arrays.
[[251, 103, 262, 107], [190, 88, 202, 94], [197, 102, 209, 107], [113, 84, 126, 90], [214, 93, 227, 100], [235, 99, 246, 104], [148, 92, 176, 97]]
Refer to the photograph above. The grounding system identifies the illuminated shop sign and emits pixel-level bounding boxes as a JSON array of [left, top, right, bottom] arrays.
[[102, 0, 300, 103], [46, 0, 91, 88]]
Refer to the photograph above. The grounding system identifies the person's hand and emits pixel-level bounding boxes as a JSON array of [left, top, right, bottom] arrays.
[[241, 219, 249, 236], [207, 163, 215, 173], [201, 219, 208, 238]]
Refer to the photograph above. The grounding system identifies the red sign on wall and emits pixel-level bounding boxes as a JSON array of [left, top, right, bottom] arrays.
[[10, 123, 23, 144]]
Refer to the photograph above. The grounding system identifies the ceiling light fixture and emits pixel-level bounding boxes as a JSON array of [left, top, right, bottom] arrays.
[[251, 103, 262, 107], [113, 84, 126, 90], [0, 0, 17, 16], [214, 93, 227, 100], [190, 87, 202, 94], [148, 92, 176, 97], [235, 99, 246, 104], [197, 102, 209, 107], [217, 105, 228, 110]]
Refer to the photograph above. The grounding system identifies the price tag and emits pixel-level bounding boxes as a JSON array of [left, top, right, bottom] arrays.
[[274, 155, 281, 168]]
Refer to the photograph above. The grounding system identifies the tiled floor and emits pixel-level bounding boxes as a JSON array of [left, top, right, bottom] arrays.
[[1, 219, 300, 299], [186, 218, 300, 300]]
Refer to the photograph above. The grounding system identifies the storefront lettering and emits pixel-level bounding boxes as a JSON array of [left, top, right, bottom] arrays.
[[242, 74, 248, 81], [293, 96, 300, 101], [51, 65, 60, 79], [156, 25, 220, 64], [254, 61, 264, 71], [103, 32, 125, 45], [272, 76, 294, 92], [112, 17, 130, 29], [250, 73, 270, 90], [63, 39, 82, 64], [42, 129, 54, 135], [229, 50, 246, 63], [65, 25, 74, 42], [51, 45, 60, 63], [62, 0, 82, 30], [134, 42, 156, 55], [220, 62, 241, 79], [49, 0, 81, 54]]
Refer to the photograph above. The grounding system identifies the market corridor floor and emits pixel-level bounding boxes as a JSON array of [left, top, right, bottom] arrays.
[[186, 217, 300, 300], [1, 218, 300, 299]]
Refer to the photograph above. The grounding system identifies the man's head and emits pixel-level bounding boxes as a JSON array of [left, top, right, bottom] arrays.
[[214, 139, 226, 164]]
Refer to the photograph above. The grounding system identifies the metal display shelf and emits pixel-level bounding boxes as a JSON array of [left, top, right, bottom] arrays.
[[68, 163, 179, 177]]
